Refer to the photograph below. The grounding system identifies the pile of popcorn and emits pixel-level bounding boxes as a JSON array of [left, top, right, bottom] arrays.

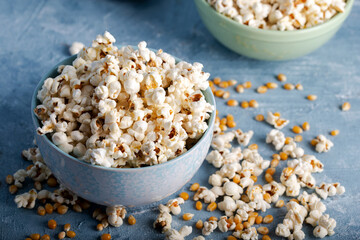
[[35, 31, 214, 168], [207, 0, 347, 30]]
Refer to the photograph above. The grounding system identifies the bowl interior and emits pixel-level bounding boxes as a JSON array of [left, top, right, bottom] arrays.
[[31, 48, 216, 172]]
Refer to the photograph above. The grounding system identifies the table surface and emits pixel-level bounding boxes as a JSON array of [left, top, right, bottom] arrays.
[[0, 0, 359, 239]]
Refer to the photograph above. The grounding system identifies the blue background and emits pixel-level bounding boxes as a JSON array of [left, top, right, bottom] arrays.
[[0, 0, 359, 239]]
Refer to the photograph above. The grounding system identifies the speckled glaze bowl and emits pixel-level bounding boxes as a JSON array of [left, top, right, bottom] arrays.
[[31, 54, 216, 207], [194, 0, 354, 61]]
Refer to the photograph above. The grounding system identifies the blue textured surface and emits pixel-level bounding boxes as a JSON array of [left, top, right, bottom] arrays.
[[0, 0, 359, 239]]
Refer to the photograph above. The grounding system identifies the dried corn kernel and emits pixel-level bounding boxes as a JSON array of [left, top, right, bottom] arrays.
[[58, 231, 66, 240], [249, 144, 258, 150], [257, 86, 268, 94], [207, 202, 217, 212], [277, 73, 287, 82], [310, 139, 318, 146], [182, 213, 194, 221], [249, 99, 259, 108], [263, 193, 271, 203], [241, 194, 250, 203], [295, 83, 303, 90], [227, 99, 239, 106], [45, 203, 54, 214], [190, 183, 200, 191], [227, 236, 237, 240], [64, 223, 71, 232], [243, 81, 252, 88], [233, 174, 241, 184], [293, 126, 303, 134], [30, 233, 41, 240], [40, 235, 50, 240], [258, 226, 269, 235], [213, 77, 221, 85], [66, 231, 76, 238], [37, 206, 46, 216], [285, 137, 293, 145], [57, 205, 68, 215], [271, 159, 279, 168], [235, 223, 244, 231], [196, 220, 203, 229], [215, 89, 225, 98], [195, 201, 202, 210], [219, 124, 227, 131], [275, 199, 285, 208], [219, 81, 229, 88], [47, 176, 58, 187], [222, 91, 230, 99], [263, 215, 274, 224], [209, 216, 218, 221], [128, 215, 136, 225], [272, 154, 280, 160], [255, 114, 264, 121], [228, 79, 237, 86], [330, 130, 339, 136], [342, 102, 351, 111], [101, 233, 112, 240], [96, 223, 104, 231], [280, 152, 288, 160], [284, 83, 294, 90], [226, 114, 234, 122], [227, 121, 236, 128], [179, 192, 189, 201], [236, 84, 244, 93], [250, 175, 257, 183], [302, 122, 310, 131], [5, 175, 14, 185], [241, 101, 249, 109], [9, 185, 18, 194], [266, 82, 278, 89], [48, 219, 57, 229], [307, 95, 317, 101], [255, 216, 263, 224], [243, 222, 251, 229], [265, 173, 273, 183], [265, 168, 276, 175], [294, 135, 303, 142]]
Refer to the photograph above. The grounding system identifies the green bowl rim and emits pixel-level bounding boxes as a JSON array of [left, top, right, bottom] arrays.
[[31, 48, 216, 173], [196, 0, 354, 36]]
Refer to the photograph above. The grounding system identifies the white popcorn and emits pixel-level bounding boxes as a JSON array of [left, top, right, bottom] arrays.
[[313, 214, 336, 238], [266, 129, 285, 151], [35, 32, 213, 168], [313, 135, 334, 153], [202, 220, 217, 236], [14, 189, 37, 209], [263, 181, 286, 203], [166, 198, 185, 215], [154, 204, 172, 233], [193, 187, 217, 203], [218, 216, 236, 232], [218, 196, 237, 216], [69, 41, 85, 55], [223, 181, 243, 200], [266, 112, 289, 129], [206, 147, 243, 168], [233, 227, 258, 240], [106, 205, 127, 227], [219, 162, 242, 179], [208, 173, 223, 187], [192, 236, 205, 240], [282, 142, 304, 159], [211, 132, 235, 151], [315, 182, 345, 199], [234, 129, 253, 146], [13, 169, 28, 188], [165, 226, 192, 240]]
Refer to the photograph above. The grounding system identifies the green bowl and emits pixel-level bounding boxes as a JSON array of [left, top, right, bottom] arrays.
[[194, 0, 354, 61]]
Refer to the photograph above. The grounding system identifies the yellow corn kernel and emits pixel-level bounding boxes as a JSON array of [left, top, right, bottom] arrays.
[[265, 173, 273, 183], [248, 144, 258, 150], [227, 99, 239, 107], [213, 77, 221, 85], [277, 73, 287, 82], [249, 99, 259, 108], [273, 112, 281, 117], [236, 84, 244, 93], [294, 135, 303, 142], [263, 193, 271, 203], [272, 153, 280, 160], [207, 202, 217, 212], [302, 122, 310, 131], [262, 235, 272, 240], [235, 223, 244, 231], [227, 236, 237, 240], [241, 101, 249, 109], [266, 82, 278, 89], [270, 159, 279, 168], [265, 168, 276, 175], [280, 152, 288, 161], [250, 175, 257, 183], [257, 226, 269, 235], [243, 81, 252, 88], [227, 121, 236, 128], [257, 86, 268, 94], [342, 102, 351, 111], [128, 215, 136, 225], [195, 220, 203, 229], [182, 213, 194, 221], [275, 199, 285, 208], [293, 125, 303, 134], [307, 95, 317, 101], [228, 79, 237, 86], [248, 216, 256, 225], [263, 215, 274, 224], [310, 139, 318, 146], [219, 81, 229, 88], [285, 137, 293, 145], [233, 174, 241, 184], [243, 222, 251, 229], [255, 114, 264, 121], [222, 91, 230, 99], [283, 83, 294, 90], [295, 83, 303, 90], [208, 216, 218, 221], [255, 216, 263, 224], [190, 183, 200, 191], [226, 114, 234, 122], [195, 201, 202, 210], [214, 89, 225, 98], [330, 130, 339, 136], [179, 192, 189, 201]]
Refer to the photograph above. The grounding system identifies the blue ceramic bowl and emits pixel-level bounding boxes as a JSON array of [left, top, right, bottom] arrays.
[[32, 54, 216, 207]]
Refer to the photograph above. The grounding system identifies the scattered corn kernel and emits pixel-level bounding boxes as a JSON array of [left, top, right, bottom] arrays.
[[273, 112, 281, 117], [233, 174, 241, 184], [182, 213, 194, 221], [195, 220, 203, 229], [57, 205, 68, 215], [307, 94, 317, 101], [236, 84, 244, 93], [45, 203, 54, 214], [190, 183, 200, 191], [257, 86, 268, 94], [227, 236, 237, 240], [37, 206, 46, 216], [330, 130, 340, 136], [128, 215, 136, 225], [283, 83, 294, 90], [241, 195, 250, 203], [96, 223, 104, 231], [255, 114, 264, 121], [101, 233, 112, 240], [250, 175, 257, 183], [207, 202, 217, 212], [249, 99, 259, 108], [294, 135, 303, 142], [292, 125, 303, 134], [248, 144, 258, 150], [228, 79, 237, 86], [271, 159, 279, 168], [227, 121, 236, 128], [235, 223, 244, 231], [219, 124, 227, 131], [266, 82, 278, 89], [9, 184, 18, 194], [263, 193, 271, 203], [266, 168, 276, 175], [258, 226, 269, 235], [226, 114, 234, 122], [40, 234, 50, 240], [213, 77, 221, 85], [262, 235, 272, 240], [310, 139, 318, 146], [249, 212, 258, 218], [195, 201, 202, 210], [5, 175, 14, 185], [285, 137, 293, 145], [243, 81, 252, 88], [241, 101, 249, 109], [265, 173, 273, 183], [277, 73, 287, 82], [30, 233, 41, 240], [275, 199, 285, 208], [58, 231, 66, 240], [280, 152, 288, 160], [48, 219, 57, 229], [243, 222, 251, 229], [72, 204, 82, 213], [234, 215, 242, 224], [342, 102, 351, 111], [66, 230, 76, 238], [64, 223, 71, 232], [295, 83, 303, 90], [302, 122, 310, 131], [272, 153, 280, 160], [47, 176, 58, 187], [208, 216, 218, 221], [255, 216, 263, 224], [219, 81, 229, 88], [222, 91, 230, 99], [179, 192, 189, 201], [215, 89, 225, 98], [263, 215, 274, 224], [227, 99, 239, 107]]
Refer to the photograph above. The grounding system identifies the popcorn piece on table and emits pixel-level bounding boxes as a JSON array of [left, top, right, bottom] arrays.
[[154, 204, 172, 233], [266, 129, 285, 151], [166, 197, 185, 215], [312, 135, 334, 153], [266, 112, 289, 129], [165, 225, 192, 240], [69, 42, 85, 55], [234, 129, 254, 146], [202, 220, 217, 236], [106, 205, 127, 227], [14, 189, 37, 209], [315, 182, 345, 199]]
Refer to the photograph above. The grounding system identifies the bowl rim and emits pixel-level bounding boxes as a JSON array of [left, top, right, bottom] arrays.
[[196, 0, 354, 36], [31, 50, 216, 173]]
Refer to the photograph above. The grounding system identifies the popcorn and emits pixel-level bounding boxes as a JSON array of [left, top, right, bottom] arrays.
[[313, 214, 337, 238], [313, 135, 334, 153], [266, 129, 285, 151], [315, 182, 345, 199], [263, 181, 286, 203], [192, 236, 205, 240], [14, 189, 37, 209], [165, 226, 192, 240], [266, 112, 289, 129], [211, 132, 235, 151], [193, 186, 217, 203], [166, 197, 185, 215], [234, 129, 253, 146], [233, 227, 258, 240], [208, 0, 346, 30], [218, 216, 236, 232], [218, 196, 237, 216], [154, 204, 172, 233], [222, 181, 243, 200], [13, 169, 28, 188], [35, 32, 213, 168], [206, 147, 243, 168], [106, 205, 127, 227], [202, 220, 217, 236]]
